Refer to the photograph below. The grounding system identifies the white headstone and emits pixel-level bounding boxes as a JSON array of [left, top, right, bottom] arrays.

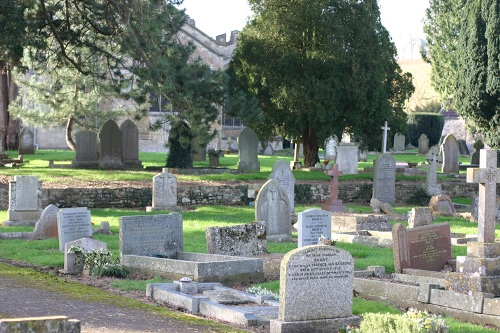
[[269, 160, 296, 214], [372, 153, 396, 205], [418, 134, 430, 154], [298, 209, 332, 247], [335, 143, 359, 175], [5, 176, 43, 226], [324, 136, 338, 161], [64, 237, 108, 274], [57, 207, 92, 251], [380, 121, 390, 153], [147, 168, 178, 211], [441, 134, 459, 173], [425, 146, 443, 195]]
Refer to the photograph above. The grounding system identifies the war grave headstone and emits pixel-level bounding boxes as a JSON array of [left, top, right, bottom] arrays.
[[237, 127, 260, 172], [255, 179, 292, 243], [120, 119, 143, 169], [457, 139, 470, 156], [441, 134, 459, 173], [290, 138, 302, 170], [321, 164, 346, 212], [324, 136, 337, 161], [99, 119, 123, 170], [470, 140, 484, 165], [429, 194, 455, 215], [120, 213, 263, 282], [30, 204, 59, 240], [418, 133, 430, 154], [380, 121, 390, 153], [269, 245, 359, 333], [335, 143, 359, 175], [72, 130, 99, 168], [392, 223, 452, 273], [408, 207, 433, 228], [146, 168, 179, 212], [18, 127, 35, 155], [393, 132, 405, 152], [269, 160, 295, 214], [446, 149, 500, 296], [372, 153, 396, 205], [297, 209, 332, 247], [425, 145, 443, 195], [4, 175, 43, 226], [63, 237, 108, 274], [57, 207, 92, 251], [205, 221, 267, 256]]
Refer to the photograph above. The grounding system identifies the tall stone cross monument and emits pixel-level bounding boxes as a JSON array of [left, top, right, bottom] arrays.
[[290, 137, 302, 170], [380, 121, 390, 154], [321, 164, 346, 212]]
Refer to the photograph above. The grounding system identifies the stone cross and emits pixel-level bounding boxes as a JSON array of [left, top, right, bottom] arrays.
[[321, 163, 345, 212], [291, 137, 302, 163], [467, 149, 500, 243], [380, 121, 390, 153]]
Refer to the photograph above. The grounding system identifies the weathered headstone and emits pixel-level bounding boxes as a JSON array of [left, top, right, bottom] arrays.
[[205, 222, 267, 256], [358, 149, 368, 162], [269, 160, 295, 214], [324, 136, 338, 161], [418, 133, 430, 154], [335, 143, 359, 175], [146, 168, 179, 211], [263, 142, 274, 156], [441, 134, 459, 173], [4, 175, 43, 226], [321, 164, 346, 212], [380, 121, 390, 153], [30, 204, 59, 240], [372, 153, 396, 205], [408, 207, 433, 228], [64, 237, 108, 274], [120, 213, 183, 258], [120, 119, 142, 169], [255, 179, 292, 242], [392, 223, 452, 273], [73, 130, 99, 168], [457, 139, 470, 156], [191, 137, 207, 162], [290, 138, 302, 170], [99, 119, 123, 170], [297, 209, 332, 247], [269, 246, 359, 333], [18, 127, 35, 155], [237, 127, 260, 172], [425, 146, 443, 195], [470, 140, 484, 165], [429, 194, 455, 215], [393, 132, 405, 152], [57, 207, 92, 251]]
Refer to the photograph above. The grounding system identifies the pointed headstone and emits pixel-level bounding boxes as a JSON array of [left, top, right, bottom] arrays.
[[441, 134, 459, 173], [269, 160, 295, 214], [237, 127, 260, 172], [120, 119, 142, 169]]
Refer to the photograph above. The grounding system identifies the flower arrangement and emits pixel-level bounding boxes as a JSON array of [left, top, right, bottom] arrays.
[[338, 325, 359, 333], [317, 234, 336, 246], [323, 159, 330, 166]]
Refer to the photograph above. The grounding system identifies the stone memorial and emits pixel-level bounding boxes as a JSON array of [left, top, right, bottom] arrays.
[[269, 245, 359, 333], [392, 223, 452, 273], [457, 139, 470, 156], [146, 168, 179, 211], [335, 143, 359, 175], [255, 179, 292, 242], [30, 204, 59, 240], [321, 164, 346, 212], [205, 221, 267, 256], [441, 133, 459, 173], [471, 194, 500, 223], [237, 127, 260, 172], [269, 160, 295, 214], [120, 119, 142, 169], [429, 194, 455, 215], [73, 130, 99, 168], [0, 317, 81, 333], [470, 140, 484, 165], [380, 121, 390, 153], [191, 138, 207, 162], [425, 146, 443, 195], [358, 149, 368, 162], [63, 237, 108, 274], [418, 133, 430, 154], [18, 127, 35, 155], [57, 207, 92, 251], [324, 136, 338, 161], [408, 207, 433, 228], [393, 132, 405, 152], [263, 142, 274, 156], [297, 209, 332, 247], [4, 175, 43, 226], [290, 138, 302, 170], [372, 153, 396, 205], [99, 119, 123, 170]]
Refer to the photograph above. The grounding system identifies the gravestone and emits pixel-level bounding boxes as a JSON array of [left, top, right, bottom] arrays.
[[321, 164, 346, 212], [335, 143, 359, 174], [146, 168, 179, 211], [429, 194, 455, 215], [4, 175, 43, 226], [255, 179, 292, 242], [425, 145, 443, 195], [205, 221, 267, 256], [73, 130, 99, 168], [63, 237, 108, 274], [324, 136, 338, 161], [441, 134, 459, 173], [263, 142, 274, 156], [457, 139, 470, 156], [372, 153, 396, 205], [358, 149, 368, 162], [57, 207, 92, 251], [290, 138, 302, 170], [392, 223, 452, 273], [99, 119, 123, 170], [0, 317, 81, 333], [393, 132, 405, 152], [297, 209, 332, 247], [30, 204, 59, 240], [418, 134, 430, 154], [191, 137, 207, 162], [120, 119, 143, 169], [408, 207, 433, 228], [470, 140, 484, 165], [269, 246, 359, 333], [120, 213, 183, 258], [18, 127, 35, 155], [237, 127, 260, 172], [269, 160, 295, 214], [380, 121, 390, 153]]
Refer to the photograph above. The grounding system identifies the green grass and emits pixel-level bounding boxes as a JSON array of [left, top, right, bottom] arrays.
[[111, 276, 172, 291]]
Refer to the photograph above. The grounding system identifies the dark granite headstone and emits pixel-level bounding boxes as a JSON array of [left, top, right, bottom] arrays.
[[120, 119, 142, 169], [99, 120, 123, 170], [457, 139, 470, 156], [73, 130, 99, 168]]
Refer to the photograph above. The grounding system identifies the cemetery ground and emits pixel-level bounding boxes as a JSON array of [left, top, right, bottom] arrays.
[[0, 150, 499, 332]]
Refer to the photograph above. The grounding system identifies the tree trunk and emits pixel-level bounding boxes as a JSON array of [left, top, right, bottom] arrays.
[[66, 117, 77, 151], [302, 125, 320, 167], [7, 75, 21, 150], [0, 61, 22, 151], [0, 61, 8, 151]]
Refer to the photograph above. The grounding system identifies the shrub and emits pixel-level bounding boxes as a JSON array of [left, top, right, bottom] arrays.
[[360, 309, 448, 333], [405, 187, 431, 206], [68, 246, 129, 278], [407, 113, 444, 147]]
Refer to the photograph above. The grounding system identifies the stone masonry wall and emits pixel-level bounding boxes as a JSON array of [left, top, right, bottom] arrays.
[[0, 180, 483, 210]]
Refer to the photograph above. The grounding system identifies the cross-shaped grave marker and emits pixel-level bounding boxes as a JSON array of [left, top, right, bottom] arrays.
[[380, 121, 390, 153], [321, 164, 345, 212], [467, 149, 500, 243]]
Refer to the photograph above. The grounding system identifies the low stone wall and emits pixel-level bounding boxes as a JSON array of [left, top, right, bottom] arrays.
[[0, 180, 482, 210]]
